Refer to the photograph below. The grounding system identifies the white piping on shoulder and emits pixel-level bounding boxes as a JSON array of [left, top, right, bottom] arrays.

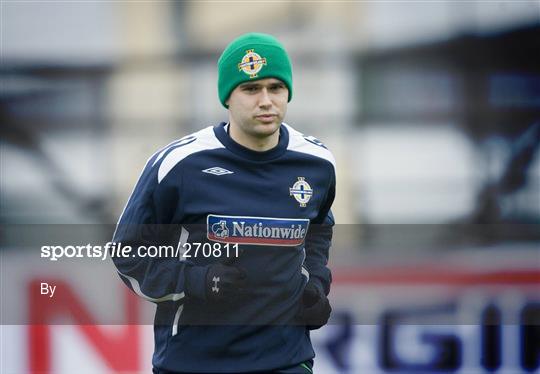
[[113, 127, 218, 241], [283, 123, 336, 171], [158, 126, 224, 183], [152, 137, 193, 168]]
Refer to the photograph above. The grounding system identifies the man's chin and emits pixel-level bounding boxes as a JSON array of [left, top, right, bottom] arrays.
[[255, 122, 280, 134], [247, 128, 278, 141]]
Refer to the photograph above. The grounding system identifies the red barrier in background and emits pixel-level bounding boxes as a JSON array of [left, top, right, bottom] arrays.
[[28, 280, 141, 372]]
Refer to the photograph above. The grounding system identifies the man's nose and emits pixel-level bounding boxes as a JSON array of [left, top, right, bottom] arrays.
[[258, 88, 272, 107]]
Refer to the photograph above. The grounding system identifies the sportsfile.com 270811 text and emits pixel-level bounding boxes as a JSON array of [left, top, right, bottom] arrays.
[[40, 242, 240, 262]]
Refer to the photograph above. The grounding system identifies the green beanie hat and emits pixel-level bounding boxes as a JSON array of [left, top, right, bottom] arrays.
[[218, 32, 293, 108]]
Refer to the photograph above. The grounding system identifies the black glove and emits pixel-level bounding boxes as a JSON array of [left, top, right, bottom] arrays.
[[298, 280, 332, 330], [205, 262, 247, 303]]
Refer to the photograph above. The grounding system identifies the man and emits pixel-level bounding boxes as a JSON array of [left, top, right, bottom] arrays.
[[112, 33, 336, 373]]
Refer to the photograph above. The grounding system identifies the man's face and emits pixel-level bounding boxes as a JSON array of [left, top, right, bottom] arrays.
[[226, 78, 288, 140]]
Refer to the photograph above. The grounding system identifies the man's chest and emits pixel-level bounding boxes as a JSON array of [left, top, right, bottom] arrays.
[[177, 155, 330, 223]]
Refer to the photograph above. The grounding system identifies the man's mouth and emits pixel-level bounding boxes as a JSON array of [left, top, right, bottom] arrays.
[[256, 114, 276, 122]]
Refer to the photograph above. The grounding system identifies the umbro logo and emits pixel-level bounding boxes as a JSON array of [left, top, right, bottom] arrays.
[[202, 167, 234, 176]]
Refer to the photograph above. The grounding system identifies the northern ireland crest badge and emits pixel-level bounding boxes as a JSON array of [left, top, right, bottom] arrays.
[[238, 49, 267, 78], [289, 177, 313, 207]]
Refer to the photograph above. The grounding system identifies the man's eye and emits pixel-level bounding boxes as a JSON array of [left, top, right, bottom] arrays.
[[243, 86, 258, 92]]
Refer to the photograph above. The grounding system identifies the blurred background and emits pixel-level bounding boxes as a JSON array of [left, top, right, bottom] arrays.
[[1, 1, 539, 373]]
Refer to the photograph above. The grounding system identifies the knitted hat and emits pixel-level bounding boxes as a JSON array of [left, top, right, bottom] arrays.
[[218, 33, 293, 108]]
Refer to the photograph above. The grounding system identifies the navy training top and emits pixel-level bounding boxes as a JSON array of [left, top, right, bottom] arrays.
[[112, 122, 336, 372]]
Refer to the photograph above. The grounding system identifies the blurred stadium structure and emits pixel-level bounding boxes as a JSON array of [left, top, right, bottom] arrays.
[[1, 2, 539, 373]]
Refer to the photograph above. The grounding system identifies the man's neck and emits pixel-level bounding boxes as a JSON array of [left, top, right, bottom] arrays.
[[228, 123, 280, 152]]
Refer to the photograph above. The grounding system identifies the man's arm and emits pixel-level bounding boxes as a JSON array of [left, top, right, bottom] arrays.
[[111, 156, 188, 303], [299, 172, 335, 329], [111, 153, 245, 305], [304, 171, 335, 295], [303, 210, 334, 296]]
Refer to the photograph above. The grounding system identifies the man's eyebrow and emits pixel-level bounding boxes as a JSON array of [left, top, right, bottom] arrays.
[[239, 82, 260, 88]]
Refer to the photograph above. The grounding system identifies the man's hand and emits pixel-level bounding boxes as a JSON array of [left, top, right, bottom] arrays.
[[205, 262, 247, 303], [298, 280, 332, 330]]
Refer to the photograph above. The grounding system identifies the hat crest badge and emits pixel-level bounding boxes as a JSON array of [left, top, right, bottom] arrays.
[[238, 49, 267, 78]]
